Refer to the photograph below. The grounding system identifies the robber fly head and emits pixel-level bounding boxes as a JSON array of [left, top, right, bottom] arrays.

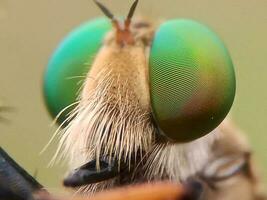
[[43, 0, 236, 193]]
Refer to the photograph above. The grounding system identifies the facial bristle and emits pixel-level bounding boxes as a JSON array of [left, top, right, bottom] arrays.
[[144, 131, 218, 182], [55, 68, 156, 178]]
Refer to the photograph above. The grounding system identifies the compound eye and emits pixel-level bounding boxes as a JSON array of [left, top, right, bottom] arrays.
[[43, 18, 111, 124], [149, 19, 236, 142]]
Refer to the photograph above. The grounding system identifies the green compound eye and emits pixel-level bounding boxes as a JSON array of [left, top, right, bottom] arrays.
[[43, 18, 111, 124], [149, 19, 236, 142]]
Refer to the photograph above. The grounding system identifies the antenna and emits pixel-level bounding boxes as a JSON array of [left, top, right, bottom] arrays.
[[127, 0, 139, 20], [93, 0, 139, 45], [93, 0, 115, 21], [125, 0, 139, 29]]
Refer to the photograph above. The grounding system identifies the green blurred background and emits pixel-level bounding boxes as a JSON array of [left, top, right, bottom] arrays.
[[0, 0, 266, 189]]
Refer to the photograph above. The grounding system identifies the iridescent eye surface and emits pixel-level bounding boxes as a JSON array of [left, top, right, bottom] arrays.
[[149, 19, 236, 142], [43, 18, 111, 123]]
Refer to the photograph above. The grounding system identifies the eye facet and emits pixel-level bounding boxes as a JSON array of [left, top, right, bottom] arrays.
[[149, 19, 236, 142], [43, 18, 111, 124]]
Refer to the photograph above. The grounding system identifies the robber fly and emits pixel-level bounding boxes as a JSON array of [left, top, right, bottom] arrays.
[[42, 0, 266, 199], [0, 147, 49, 200]]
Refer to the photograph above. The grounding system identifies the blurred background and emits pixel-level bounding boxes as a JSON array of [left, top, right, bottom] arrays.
[[0, 0, 266, 189]]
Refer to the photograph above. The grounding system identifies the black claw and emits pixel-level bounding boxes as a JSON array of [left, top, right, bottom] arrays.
[[182, 179, 204, 200], [63, 158, 122, 187], [0, 147, 43, 200]]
